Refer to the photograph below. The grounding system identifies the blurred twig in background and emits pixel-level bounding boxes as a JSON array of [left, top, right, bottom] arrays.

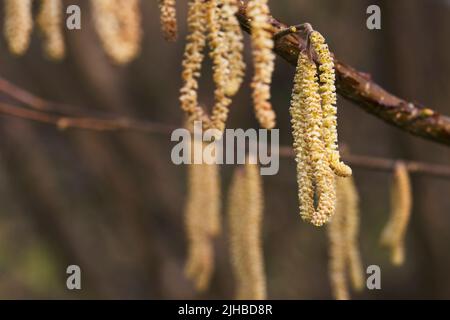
[[0, 76, 449, 180]]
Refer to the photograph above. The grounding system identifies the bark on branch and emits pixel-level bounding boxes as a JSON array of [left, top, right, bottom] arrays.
[[237, 1, 450, 147]]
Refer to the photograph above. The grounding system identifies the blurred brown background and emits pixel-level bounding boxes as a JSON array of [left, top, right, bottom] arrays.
[[0, 0, 449, 299]]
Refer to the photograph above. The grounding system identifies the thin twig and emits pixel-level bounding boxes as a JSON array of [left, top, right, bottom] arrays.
[[0, 102, 177, 134], [0, 78, 449, 180]]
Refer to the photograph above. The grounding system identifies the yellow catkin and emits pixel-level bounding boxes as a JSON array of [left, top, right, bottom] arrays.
[[37, 0, 65, 60], [380, 162, 412, 266], [91, 0, 142, 65], [290, 53, 315, 222], [328, 191, 349, 300], [4, 0, 34, 56], [207, 0, 232, 133], [228, 163, 266, 300], [248, 0, 276, 129], [337, 176, 364, 292], [158, 0, 178, 42], [290, 52, 336, 227], [179, 0, 209, 126], [184, 133, 221, 291], [309, 31, 351, 178], [220, 0, 246, 97]]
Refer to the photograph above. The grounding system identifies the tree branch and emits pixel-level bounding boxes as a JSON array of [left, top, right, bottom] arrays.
[[236, 1, 450, 146]]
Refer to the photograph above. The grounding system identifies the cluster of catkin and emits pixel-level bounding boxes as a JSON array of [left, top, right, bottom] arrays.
[[328, 176, 364, 300], [184, 134, 221, 291], [380, 162, 412, 266], [180, 0, 245, 133], [4, 0, 65, 60], [227, 163, 266, 300], [91, 0, 143, 65], [290, 30, 352, 227]]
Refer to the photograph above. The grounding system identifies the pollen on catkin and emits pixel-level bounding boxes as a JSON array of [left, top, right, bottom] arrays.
[[309, 31, 351, 178], [220, 0, 246, 97], [158, 0, 177, 42], [290, 52, 336, 227], [227, 163, 266, 300], [248, 0, 276, 129], [380, 162, 412, 266], [184, 132, 221, 291], [91, 0, 142, 65], [4, 0, 34, 56], [37, 0, 65, 60]]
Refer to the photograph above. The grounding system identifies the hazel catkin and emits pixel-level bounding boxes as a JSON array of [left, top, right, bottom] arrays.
[[327, 198, 349, 300], [220, 0, 246, 97], [179, 0, 209, 126], [4, 0, 34, 56], [228, 163, 266, 300], [248, 0, 276, 129], [290, 52, 336, 227], [37, 0, 65, 60], [91, 0, 143, 65], [380, 162, 412, 266], [206, 0, 232, 133], [328, 176, 364, 299], [338, 176, 364, 291], [309, 31, 351, 178]]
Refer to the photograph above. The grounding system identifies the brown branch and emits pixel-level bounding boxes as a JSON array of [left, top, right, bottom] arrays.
[[236, 1, 450, 146]]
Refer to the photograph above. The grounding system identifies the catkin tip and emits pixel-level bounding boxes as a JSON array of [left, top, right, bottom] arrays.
[[184, 133, 222, 291], [4, 0, 34, 56], [159, 0, 178, 42]]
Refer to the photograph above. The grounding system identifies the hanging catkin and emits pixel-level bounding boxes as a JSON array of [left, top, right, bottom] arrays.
[[91, 0, 142, 65], [37, 0, 65, 60], [247, 0, 276, 129], [180, 0, 209, 125], [327, 193, 349, 300], [228, 163, 266, 300], [380, 162, 412, 266], [309, 31, 351, 178], [4, 0, 34, 56], [184, 132, 221, 291], [328, 176, 364, 300], [220, 0, 245, 97], [158, 0, 178, 42], [338, 176, 364, 291], [206, 0, 232, 132], [290, 52, 336, 227]]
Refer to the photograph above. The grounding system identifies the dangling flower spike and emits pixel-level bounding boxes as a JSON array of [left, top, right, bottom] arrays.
[[37, 0, 65, 60], [248, 0, 276, 129]]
